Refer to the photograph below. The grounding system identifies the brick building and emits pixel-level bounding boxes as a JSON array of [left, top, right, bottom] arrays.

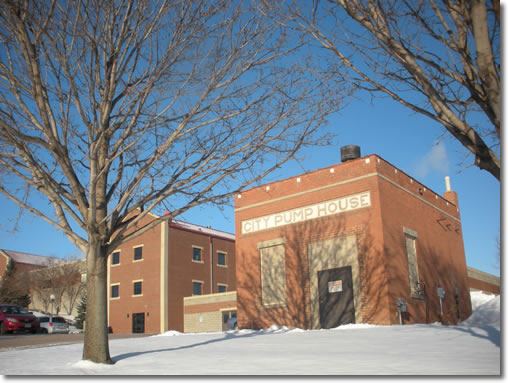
[[467, 267, 500, 295], [107, 214, 236, 334], [28, 259, 86, 317], [0, 249, 65, 279], [183, 291, 237, 333], [234, 147, 473, 330]]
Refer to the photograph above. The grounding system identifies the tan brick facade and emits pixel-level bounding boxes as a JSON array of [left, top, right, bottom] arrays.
[[235, 154, 473, 330], [183, 291, 237, 333]]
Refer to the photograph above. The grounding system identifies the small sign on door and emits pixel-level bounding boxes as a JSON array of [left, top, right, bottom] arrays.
[[328, 280, 343, 293]]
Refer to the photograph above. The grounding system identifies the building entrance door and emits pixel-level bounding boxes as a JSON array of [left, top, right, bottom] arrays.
[[132, 313, 145, 333], [318, 266, 355, 328]]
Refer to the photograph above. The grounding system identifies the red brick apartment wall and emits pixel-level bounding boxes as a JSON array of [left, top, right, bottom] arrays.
[[167, 225, 236, 332], [107, 213, 236, 334], [108, 214, 162, 334], [374, 157, 472, 325], [235, 154, 472, 329]]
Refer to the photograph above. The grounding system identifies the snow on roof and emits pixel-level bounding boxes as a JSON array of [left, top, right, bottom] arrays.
[[0, 249, 67, 267], [170, 220, 235, 241]]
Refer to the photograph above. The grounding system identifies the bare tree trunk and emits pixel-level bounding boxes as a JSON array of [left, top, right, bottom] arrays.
[[0, 0, 342, 364], [82, 242, 112, 364]]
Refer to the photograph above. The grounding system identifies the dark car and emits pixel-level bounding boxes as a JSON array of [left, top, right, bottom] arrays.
[[0, 304, 40, 335]]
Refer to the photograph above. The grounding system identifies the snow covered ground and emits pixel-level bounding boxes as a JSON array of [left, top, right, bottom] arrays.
[[0, 291, 500, 376]]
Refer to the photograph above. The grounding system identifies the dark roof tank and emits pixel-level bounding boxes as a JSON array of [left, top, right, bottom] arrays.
[[340, 145, 361, 162]]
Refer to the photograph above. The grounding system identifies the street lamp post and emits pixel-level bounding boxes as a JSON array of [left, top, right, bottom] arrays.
[[50, 294, 55, 319]]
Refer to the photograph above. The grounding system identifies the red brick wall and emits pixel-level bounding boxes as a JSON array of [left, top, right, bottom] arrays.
[[184, 299, 237, 315], [235, 155, 472, 329], [108, 214, 162, 334], [375, 157, 472, 325], [468, 277, 500, 295], [235, 157, 384, 329], [107, 213, 236, 334], [167, 225, 236, 332]]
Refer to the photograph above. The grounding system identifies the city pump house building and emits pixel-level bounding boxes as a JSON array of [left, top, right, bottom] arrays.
[[234, 147, 472, 330]]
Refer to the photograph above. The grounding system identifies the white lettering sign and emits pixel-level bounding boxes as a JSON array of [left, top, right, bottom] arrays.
[[241, 191, 371, 234], [328, 280, 343, 293]]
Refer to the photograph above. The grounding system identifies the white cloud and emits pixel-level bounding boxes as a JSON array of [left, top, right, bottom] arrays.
[[414, 140, 450, 179]]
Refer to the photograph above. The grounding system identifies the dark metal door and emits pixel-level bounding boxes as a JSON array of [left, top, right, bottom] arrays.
[[318, 266, 355, 328], [132, 313, 145, 333]]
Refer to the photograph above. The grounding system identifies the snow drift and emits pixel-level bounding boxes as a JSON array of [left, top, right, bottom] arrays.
[[0, 291, 500, 375]]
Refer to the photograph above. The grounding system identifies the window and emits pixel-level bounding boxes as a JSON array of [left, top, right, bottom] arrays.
[[134, 246, 143, 261], [217, 251, 226, 266], [192, 247, 202, 262], [218, 284, 227, 293], [81, 273, 87, 283], [133, 281, 143, 296], [192, 281, 203, 296], [111, 284, 120, 299], [404, 228, 421, 298], [260, 244, 287, 308], [112, 251, 120, 265]]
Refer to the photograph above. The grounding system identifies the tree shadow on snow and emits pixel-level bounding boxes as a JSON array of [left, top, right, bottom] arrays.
[[112, 330, 264, 363], [427, 323, 500, 349], [453, 325, 500, 348]]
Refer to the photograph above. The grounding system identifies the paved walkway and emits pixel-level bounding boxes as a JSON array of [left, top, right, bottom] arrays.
[[0, 333, 153, 351]]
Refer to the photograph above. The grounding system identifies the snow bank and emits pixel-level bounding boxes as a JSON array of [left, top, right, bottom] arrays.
[[460, 291, 500, 328], [156, 330, 184, 337], [0, 291, 499, 375]]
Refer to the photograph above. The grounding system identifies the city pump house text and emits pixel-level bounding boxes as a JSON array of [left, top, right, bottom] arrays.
[[241, 191, 371, 234]]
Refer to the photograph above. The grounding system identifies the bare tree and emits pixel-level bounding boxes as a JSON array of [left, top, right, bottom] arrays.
[[0, 0, 342, 363], [29, 258, 85, 316], [262, 0, 500, 180]]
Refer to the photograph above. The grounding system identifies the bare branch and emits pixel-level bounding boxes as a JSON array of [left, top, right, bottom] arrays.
[[266, 0, 500, 179]]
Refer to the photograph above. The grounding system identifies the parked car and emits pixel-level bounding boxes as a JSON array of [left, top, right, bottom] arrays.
[[38, 316, 69, 334], [227, 316, 238, 330], [0, 304, 40, 335]]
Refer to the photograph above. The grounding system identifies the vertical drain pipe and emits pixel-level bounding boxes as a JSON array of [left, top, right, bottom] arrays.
[[209, 235, 213, 294]]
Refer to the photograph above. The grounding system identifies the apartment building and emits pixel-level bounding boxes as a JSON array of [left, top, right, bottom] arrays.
[[107, 214, 235, 334]]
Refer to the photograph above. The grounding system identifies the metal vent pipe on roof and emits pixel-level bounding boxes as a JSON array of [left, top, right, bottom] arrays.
[[445, 176, 451, 192], [341, 145, 361, 162]]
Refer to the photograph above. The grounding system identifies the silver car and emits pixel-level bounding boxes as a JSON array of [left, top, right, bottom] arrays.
[[38, 316, 69, 334]]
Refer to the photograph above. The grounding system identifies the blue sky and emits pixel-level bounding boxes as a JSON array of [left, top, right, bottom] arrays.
[[0, 94, 500, 277]]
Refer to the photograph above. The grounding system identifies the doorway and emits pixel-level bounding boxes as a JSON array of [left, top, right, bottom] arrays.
[[318, 266, 355, 328], [132, 313, 145, 333]]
